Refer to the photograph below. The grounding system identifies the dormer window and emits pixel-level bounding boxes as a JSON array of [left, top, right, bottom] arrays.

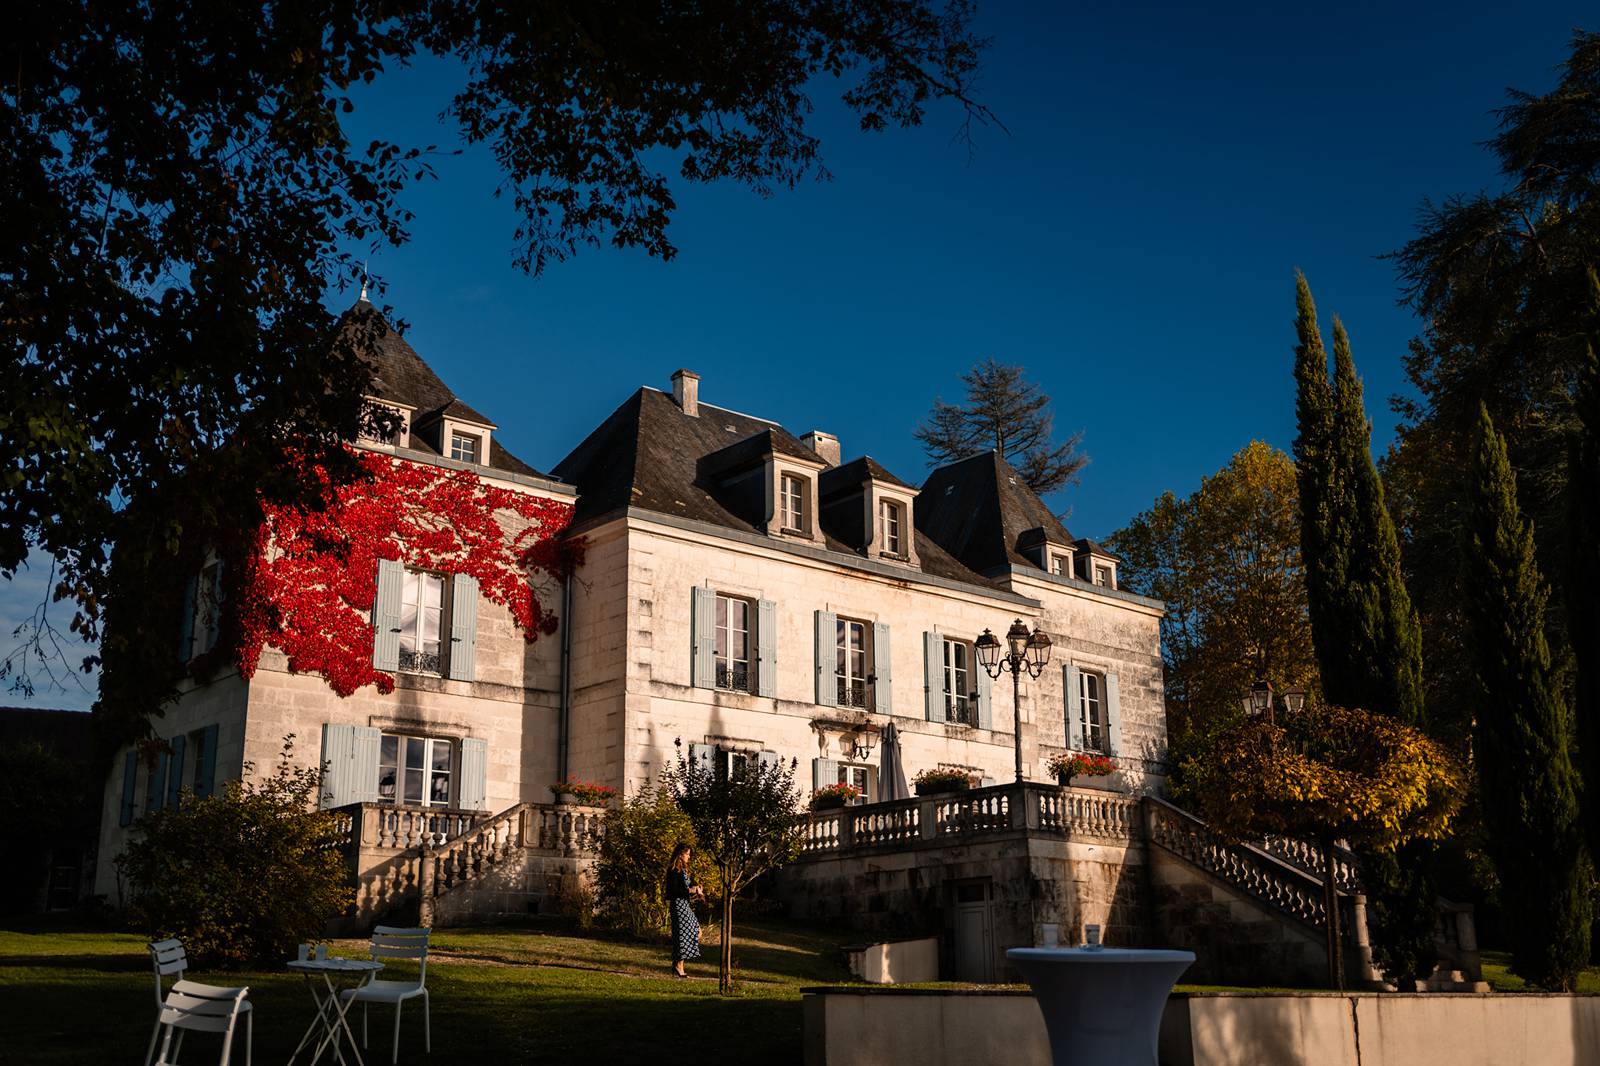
[[1094, 565, 1112, 588], [449, 432, 481, 464], [1049, 552, 1069, 576], [780, 474, 807, 532], [878, 499, 904, 556]]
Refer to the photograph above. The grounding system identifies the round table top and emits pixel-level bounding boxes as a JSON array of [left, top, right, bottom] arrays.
[[1006, 947, 1196, 964], [287, 957, 384, 974]]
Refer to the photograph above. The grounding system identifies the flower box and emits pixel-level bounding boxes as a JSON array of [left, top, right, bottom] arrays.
[[811, 793, 848, 811], [811, 783, 861, 810], [913, 769, 974, 796], [549, 780, 617, 806], [1047, 752, 1117, 787]]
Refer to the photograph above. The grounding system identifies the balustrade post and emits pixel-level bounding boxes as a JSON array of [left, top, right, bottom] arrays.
[[918, 798, 937, 841], [837, 809, 855, 852], [1014, 783, 1033, 831], [417, 846, 436, 928]]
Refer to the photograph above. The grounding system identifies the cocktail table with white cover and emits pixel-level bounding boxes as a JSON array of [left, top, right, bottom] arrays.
[[286, 957, 383, 1066], [1006, 947, 1195, 1066]]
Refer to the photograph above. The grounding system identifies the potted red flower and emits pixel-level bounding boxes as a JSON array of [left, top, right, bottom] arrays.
[[810, 783, 862, 810], [913, 767, 975, 796], [1047, 752, 1117, 787], [549, 780, 618, 806]]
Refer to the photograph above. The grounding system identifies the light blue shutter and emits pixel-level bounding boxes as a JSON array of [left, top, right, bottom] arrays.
[[196, 724, 219, 799], [320, 724, 381, 808], [119, 751, 138, 826], [459, 738, 489, 810], [814, 611, 838, 706], [372, 559, 404, 671], [873, 622, 892, 714], [148, 752, 168, 811], [812, 757, 840, 791], [178, 574, 197, 663], [352, 726, 381, 803], [691, 587, 717, 688], [448, 574, 479, 681], [166, 734, 187, 807], [1105, 672, 1123, 758], [1065, 663, 1083, 750], [923, 632, 943, 721], [976, 666, 993, 730], [756, 599, 778, 698]]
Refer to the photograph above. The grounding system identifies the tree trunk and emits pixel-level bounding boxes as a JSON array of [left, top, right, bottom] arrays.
[[720, 889, 734, 994], [1322, 833, 1346, 990]]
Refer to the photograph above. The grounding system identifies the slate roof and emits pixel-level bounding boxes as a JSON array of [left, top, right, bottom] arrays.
[[819, 455, 915, 496], [552, 387, 1000, 589], [1074, 537, 1121, 562], [915, 451, 1075, 575], [337, 300, 543, 479]]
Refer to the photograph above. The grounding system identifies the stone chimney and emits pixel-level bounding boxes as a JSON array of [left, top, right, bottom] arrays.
[[670, 368, 700, 417], [802, 430, 841, 467]]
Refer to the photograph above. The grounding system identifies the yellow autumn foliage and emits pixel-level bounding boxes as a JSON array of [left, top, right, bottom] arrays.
[[1180, 704, 1464, 849]]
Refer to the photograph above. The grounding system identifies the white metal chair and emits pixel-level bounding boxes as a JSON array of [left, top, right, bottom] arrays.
[[147, 939, 253, 1066], [150, 980, 251, 1066], [339, 925, 431, 1064]]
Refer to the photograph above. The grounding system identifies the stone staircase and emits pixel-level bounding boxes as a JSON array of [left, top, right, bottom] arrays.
[[331, 800, 605, 931]]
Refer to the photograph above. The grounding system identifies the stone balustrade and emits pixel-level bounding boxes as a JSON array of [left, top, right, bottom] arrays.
[[799, 782, 1141, 858]]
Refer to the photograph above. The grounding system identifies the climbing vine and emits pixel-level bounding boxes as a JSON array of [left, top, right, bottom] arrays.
[[221, 449, 581, 697]]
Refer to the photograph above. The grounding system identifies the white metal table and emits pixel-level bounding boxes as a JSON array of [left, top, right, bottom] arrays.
[[1006, 947, 1195, 1066], [286, 957, 384, 1066]]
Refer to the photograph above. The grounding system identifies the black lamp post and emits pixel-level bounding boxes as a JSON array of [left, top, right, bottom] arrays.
[[976, 618, 1053, 783]]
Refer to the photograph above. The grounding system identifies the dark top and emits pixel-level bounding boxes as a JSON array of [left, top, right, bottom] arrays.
[[665, 869, 694, 901]]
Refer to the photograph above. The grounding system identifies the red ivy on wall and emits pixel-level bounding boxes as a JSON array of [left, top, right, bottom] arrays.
[[229, 449, 583, 697]]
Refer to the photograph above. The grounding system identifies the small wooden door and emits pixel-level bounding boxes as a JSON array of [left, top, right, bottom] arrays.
[[953, 881, 995, 982]]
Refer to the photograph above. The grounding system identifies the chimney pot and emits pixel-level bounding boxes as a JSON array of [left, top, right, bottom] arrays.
[[671, 369, 700, 417], [802, 430, 841, 467]]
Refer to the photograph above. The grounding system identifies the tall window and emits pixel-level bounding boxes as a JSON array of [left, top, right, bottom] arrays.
[[1078, 670, 1106, 753], [449, 433, 480, 464], [193, 560, 223, 656], [878, 500, 903, 555], [715, 594, 752, 692], [719, 749, 751, 780], [837, 764, 873, 805], [780, 473, 808, 532], [943, 638, 974, 725], [378, 734, 453, 807], [399, 569, 445, 674], [835, 618, 870, 708]]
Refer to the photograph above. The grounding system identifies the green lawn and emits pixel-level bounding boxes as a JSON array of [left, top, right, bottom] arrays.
[[0, 917, 858, 1065], [1479, 950, 1600, 994]]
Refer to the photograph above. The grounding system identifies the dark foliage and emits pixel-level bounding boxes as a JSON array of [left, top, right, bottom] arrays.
[[1462, 405, 1591, 990], [1567, 270, 1600, 866]]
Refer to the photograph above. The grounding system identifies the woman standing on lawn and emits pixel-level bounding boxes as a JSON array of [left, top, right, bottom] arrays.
[[664, 842, 705, 977]]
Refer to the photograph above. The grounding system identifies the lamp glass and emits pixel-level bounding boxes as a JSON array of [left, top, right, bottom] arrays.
[[1282, 688, 1307, 715], [1248, 679, 1273, 718], [1005, 619, 1031, 659], [1026, 629, 1052, 669], [975, 630, 1001, 669]]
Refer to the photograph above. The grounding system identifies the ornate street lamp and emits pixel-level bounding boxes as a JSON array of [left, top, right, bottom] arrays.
[[977, 618, 1054, 783], [1282, 687, 1308, 717], [1243, 678, 1275, 723]]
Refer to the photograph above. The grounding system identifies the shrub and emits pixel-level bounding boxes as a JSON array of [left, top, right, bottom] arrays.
[[594, 786, 720, 938], [116, 736, 353, 968]]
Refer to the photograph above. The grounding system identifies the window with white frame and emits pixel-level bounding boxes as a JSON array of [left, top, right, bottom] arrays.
[[715, 594, 753, 692], [1093, 564, 1112, 588], [835, 618, 871, 709], [837, 763, 873, 805], [399, 569, 446, 675], [1078, 670, 1107, 753], [720, 749, 752, 780], [1049, 552, 1068, 576], [449, 432, 481, 464], [780, 473, 807, 532], [878, 499, 903, 556], [943, 638, 975, 725], [377, 734, 453, 807]]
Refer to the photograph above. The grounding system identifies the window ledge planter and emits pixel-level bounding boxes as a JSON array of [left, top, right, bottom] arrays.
[[1048, 753, 1118, 789]]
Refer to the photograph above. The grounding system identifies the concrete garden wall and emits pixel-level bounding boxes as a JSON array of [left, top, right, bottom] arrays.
[[801, 988, 1600, 1066]]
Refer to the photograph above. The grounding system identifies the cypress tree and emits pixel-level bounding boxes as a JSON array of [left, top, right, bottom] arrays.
[[1569, 267, 1600, 865], [1293, 275, 1436, 984], [1465, 404, 1592, 990]]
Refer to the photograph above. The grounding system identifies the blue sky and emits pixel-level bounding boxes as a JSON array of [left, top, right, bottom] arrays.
[[7, 5, 1591, 711]]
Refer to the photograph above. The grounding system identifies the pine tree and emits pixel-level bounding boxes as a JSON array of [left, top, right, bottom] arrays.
[[1568, 267, 1600, 865], [915, 357, 1086, 493], [1465, 404, 1592, 990], [1292, 274, 1436, 984]]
